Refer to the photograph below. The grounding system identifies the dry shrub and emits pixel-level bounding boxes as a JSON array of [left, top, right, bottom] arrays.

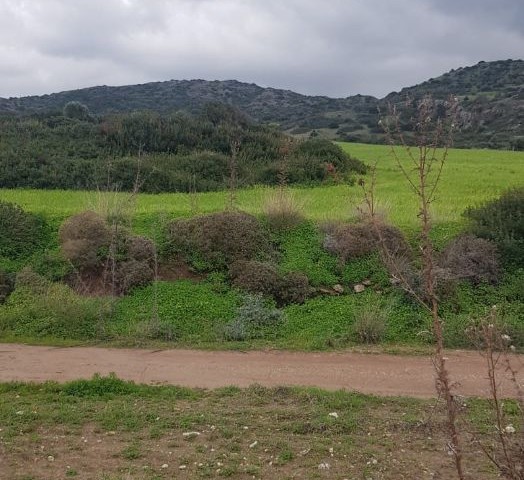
[[276, 272, 310, 306], [230, 260, 279, 297], [166, 211, 271, 271], [230, 260, 310, 306], [59, 211, 111, 271], [438, 234, 500, 285], [115, 259, 154, 295], [323, 220, 411, 265], [263, 189, 305, 232], [59, 211, 156, 295], [126, 236, 155, 262]]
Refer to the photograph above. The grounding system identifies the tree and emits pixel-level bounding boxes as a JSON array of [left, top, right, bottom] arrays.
[[63, 101, 92, 121]]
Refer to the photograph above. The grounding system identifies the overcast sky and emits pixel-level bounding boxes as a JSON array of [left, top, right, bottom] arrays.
[[1, 0, 522, 99]]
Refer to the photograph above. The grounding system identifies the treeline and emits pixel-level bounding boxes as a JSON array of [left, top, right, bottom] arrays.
[[0, 102, 366, 193]]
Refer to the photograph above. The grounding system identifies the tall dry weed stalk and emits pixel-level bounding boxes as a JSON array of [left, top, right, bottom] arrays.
[[361, 95, 466, 478]]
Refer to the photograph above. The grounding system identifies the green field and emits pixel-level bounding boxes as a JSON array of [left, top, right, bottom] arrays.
[[0, 143, 523, 350], [1, 143, 522, 236]]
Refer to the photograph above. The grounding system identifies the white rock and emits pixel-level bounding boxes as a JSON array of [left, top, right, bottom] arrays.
[[505, 424, 516, 434], [47, 455, 54, 462], [328, 412, 339, 419], [182, 431, 200, 438], [161, 463, 168, 469], [318, 462, 330, 470], [353, 284, 365, 293], [179, 465, 187, 469], [249, 441, 258, 448]]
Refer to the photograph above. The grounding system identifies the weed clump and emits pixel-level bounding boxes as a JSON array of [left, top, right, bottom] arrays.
[[165, 211, 271, 271], [352, 305, 388, 344], [263, 190, 305, 232]]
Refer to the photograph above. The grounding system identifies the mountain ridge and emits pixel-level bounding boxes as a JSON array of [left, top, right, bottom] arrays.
[[1, 59, 523, 149]]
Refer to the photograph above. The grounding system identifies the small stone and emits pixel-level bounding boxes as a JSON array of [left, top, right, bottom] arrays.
[[15, 411, 24, 415], [504, 424, 516, 434], [362, 279, 372, 286], [161, 463, 169, 469], [333, 284, 344, 294], [179, 465, 187, 469], [249, 441, 258, 448], [328, 412, 339, 419], [353, 284, 365, 293], [182, 431, 200, 438], [47, 455, 55, 462], [318, 462, 330, 470]]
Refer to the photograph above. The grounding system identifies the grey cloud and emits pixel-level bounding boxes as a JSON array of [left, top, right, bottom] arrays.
[[0, 0, 522, 99]]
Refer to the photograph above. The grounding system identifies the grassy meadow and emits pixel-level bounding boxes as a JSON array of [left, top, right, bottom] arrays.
[[0, 143, 523, 350]]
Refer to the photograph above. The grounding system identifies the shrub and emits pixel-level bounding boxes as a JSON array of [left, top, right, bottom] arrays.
[[15, 266, 50, 294], [323, 220, 411, 266], [464, 187, 524, 265], [0, 269, 14, 304], [223, 294, 284, 341], [438, 234, 500, 285], [0, 201, 48, 259], [230, 260, 310, 306], [115, 259, 155, 294], [352, 305, 388, 344], [0, 282, 109, 339], [275, 272, 310, 306], [31, 249, 73, 282], [59, 212, 156, 295], [230, 260, 280, 297], [165, 211, 271, 271], [59, 211, 111, 271]]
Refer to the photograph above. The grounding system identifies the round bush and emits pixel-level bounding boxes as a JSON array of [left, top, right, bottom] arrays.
[[323, 220, 411, 265], [438, 234, 500, 285], [166, 211, 271, 271]]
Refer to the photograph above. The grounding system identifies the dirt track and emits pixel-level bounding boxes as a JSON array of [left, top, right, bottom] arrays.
[[1, 344, 522, 398]]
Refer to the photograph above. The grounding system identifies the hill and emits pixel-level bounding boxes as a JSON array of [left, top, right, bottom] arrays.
[[0, 59, 522, 149]]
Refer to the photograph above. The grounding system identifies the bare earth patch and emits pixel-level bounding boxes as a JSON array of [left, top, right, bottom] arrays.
[[0, 382, 506, 479]]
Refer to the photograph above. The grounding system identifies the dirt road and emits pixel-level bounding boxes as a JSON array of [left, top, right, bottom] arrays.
[[0, 344, 522, 398]]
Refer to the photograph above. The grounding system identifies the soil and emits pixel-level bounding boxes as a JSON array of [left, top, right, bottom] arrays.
[[1, 344, 522, 398]]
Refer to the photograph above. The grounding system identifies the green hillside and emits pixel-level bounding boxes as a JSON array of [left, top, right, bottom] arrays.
[[1, 60, 522, 149]]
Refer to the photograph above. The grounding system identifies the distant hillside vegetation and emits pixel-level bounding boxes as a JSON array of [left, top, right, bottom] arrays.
[[0, 59, 522, 149]]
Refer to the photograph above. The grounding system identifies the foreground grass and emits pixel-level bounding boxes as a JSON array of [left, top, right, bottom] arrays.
[[0, 375, 517, 479]]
